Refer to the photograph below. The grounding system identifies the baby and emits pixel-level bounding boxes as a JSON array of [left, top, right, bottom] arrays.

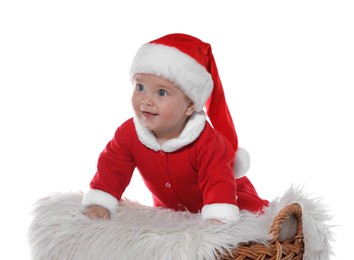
[[82, 33, 268, 223]]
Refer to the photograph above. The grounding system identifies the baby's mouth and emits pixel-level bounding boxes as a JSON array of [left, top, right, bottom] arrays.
[[142, 111, 158, 117]]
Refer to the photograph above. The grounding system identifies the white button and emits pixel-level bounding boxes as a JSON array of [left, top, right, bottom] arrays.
[[165, 183, 171, 188]]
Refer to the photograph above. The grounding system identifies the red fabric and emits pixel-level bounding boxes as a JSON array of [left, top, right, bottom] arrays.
[[90, 118, 267, 213], [236, 176, 269, 212], [205, 54, 238, 151], [149, 34, 212, 73]]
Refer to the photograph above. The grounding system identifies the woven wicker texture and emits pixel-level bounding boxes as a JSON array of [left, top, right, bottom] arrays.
[[218, 203, 304, 260]]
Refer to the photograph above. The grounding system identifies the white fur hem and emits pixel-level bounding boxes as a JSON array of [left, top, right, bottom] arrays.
[[81, 189, 119, 214], [201, 203, 240, 223]]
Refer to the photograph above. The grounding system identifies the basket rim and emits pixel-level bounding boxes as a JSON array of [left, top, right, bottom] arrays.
[[216, 202, 305, 259], [269, 202, 303, 242]]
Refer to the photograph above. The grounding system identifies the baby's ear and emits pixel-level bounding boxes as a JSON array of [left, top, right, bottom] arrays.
[[185, 101, 195, 116]]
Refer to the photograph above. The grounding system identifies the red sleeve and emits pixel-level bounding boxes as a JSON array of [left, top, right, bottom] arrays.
[[196, 126, 237, 206], [90, 119, 136, 201]]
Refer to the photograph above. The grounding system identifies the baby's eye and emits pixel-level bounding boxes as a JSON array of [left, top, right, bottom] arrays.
[[136, 84, 145, 92], [157, 89, 167, 97]]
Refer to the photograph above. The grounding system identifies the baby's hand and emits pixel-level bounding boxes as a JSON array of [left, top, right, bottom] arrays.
[[83, 205, 111, 220]]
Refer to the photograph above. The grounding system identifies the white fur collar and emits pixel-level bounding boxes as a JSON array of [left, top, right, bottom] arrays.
[[133, 111, 206, 152]]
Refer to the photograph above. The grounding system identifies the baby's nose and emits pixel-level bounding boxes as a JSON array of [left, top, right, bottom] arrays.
[[141, 93, 154, 106]]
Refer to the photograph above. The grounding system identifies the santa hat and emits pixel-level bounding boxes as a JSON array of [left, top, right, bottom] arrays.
[[130, 34, 252, 177]]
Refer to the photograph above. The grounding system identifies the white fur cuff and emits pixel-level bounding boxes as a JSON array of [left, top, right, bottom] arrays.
[[201, 203, 240, 223], [81, 189, 119, 214]]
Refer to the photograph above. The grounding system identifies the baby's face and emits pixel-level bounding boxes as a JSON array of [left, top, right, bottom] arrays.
[[131, 74, 194, 141]]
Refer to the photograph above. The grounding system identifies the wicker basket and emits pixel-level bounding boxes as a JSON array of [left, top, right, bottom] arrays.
[[218, 203, 304, 260]]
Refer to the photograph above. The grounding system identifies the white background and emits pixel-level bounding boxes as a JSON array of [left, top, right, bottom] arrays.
[[1, 1, 353, 259]]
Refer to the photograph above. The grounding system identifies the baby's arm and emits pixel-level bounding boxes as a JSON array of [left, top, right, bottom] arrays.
[[83, 204, 111, 220]]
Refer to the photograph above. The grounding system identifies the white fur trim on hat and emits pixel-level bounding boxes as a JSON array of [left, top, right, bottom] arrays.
[[201, 203, 240, 223], [130, 43, 213, 112], [81, 189, 119, 214]]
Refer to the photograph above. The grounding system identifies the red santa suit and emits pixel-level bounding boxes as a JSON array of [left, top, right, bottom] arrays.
[[82, 112, 268, 222], [82, 33, 269, 222]]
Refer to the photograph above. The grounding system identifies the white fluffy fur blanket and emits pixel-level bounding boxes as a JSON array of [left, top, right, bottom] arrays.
[[28, 187, 333, 260]]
